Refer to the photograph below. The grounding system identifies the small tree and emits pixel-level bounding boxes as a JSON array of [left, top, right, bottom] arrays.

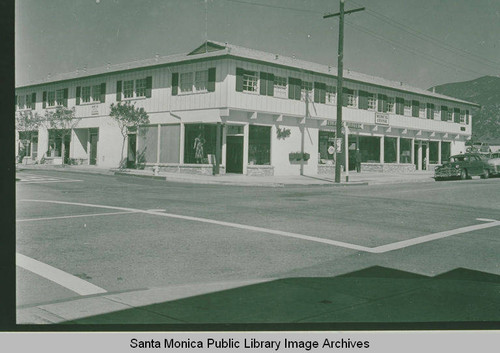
[[15, 110, 42, 162], [109, 102, 149, 168], [45, 107, 78, 165]]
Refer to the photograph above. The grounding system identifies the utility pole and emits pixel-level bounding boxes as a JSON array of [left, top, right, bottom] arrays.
[[324, 1, 364, 183]]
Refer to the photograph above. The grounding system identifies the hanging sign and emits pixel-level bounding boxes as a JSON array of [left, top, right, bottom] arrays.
[[375, 113, 389, 125], [327, 146, 335, 155], [346, 122, 363, 130]]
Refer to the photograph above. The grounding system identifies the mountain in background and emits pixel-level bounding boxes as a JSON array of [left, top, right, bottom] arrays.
[[430, 76, 500, 143]]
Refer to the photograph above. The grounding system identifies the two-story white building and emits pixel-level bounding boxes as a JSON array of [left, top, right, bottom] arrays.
[[15, 40, 479, 176]]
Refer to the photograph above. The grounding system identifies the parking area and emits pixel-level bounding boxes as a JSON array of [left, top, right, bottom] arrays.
[[15, 170, 500, 324]]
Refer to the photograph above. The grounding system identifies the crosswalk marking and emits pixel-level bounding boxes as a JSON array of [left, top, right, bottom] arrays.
[[16, 174, 82, 184]]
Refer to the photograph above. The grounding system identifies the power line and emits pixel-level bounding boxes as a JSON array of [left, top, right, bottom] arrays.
[[223, 0, 322, 15], [345, 20, 487, 77], [350, 0, 500, 69]]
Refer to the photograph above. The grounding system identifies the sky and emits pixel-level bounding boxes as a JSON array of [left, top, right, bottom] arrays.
[[15, 0, 500, 89]]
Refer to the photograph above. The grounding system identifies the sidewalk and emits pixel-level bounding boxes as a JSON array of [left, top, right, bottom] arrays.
[[16, 163, 436, 187]]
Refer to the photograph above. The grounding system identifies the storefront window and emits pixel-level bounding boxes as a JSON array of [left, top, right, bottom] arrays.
[[441, 141, 451, 163], [359, 136, 380, 163], [384, 137, 397, 163], [184, 124, 217, 164], [318, 130, 335, 162], [400, 138, 412, 163], [248, 125, 271, 165], [429, 141, 439, 164]]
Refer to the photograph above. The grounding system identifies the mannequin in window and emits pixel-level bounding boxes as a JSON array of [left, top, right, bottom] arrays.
[[194, 134, 206, 164]]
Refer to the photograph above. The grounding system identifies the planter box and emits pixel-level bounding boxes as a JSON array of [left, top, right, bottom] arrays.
[[247, 165, 274, 176], [144, 163, 226, 175]]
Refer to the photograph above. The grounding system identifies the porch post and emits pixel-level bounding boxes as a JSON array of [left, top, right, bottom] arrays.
[[396, 136, 400, 163], [380, 135, 384, 164], [426, 143, 430, 170], [214, 122, 221, 175], [411, 138, 415, 165], [417, 140, 422, 171], [243, 123, 249, 175], [438, 140, 442, 165], [222, 124, 227, 168]]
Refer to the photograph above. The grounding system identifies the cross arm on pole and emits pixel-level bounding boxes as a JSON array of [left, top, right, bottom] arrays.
[[323, 7, 365, 19]]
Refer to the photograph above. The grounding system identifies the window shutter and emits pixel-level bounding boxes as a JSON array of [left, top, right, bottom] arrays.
[[411, 100, 419, 117], [42, 91, 47, 108], [441, 106, 447, 121], [466, 110, 470, 125], [236, 68, 244, 92], [63, 88, 69, 107], [358, 91, 368, 110], [342, 88, 350, 107], [266, 73, 274, 96], [377, 94, 387, 112], [116, 81, 122, 101], [76, 86, 81, 105], [31, 93, 36, 109], [294, 78, 302, 100], [454, 108, 460, 123], [426, 103, 434, 119], [100, 83, 106, 102], [314, 82, 325, 103], [145, 76, 152, 98], [260, 72, 267, 95], [396, 97, 404, 115], [288, 77, 295, 99], [172, 73, 179, 96], [207, 68, 216, 92]]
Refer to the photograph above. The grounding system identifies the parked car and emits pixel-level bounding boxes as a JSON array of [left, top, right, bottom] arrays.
[[486, 152, 500, 176], [434, 153, 491, 181]]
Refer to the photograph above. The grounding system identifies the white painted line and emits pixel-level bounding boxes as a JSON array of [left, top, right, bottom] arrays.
[[19, 199, 373, 252], [19, 199, 500, 254], [146, 209, 166, 212], [476, 218, 497, 222], [371, 220, 500, 253], [16, 253, 107, 296], [16, 211, 137, 222], [18, 180, 82, 184]]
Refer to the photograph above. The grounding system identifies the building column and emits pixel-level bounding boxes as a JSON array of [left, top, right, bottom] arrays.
[[380, 135, 385, 164], [417, 140, 422, 171], [214, 122, 221, 175], [396, 136, 400, 164], [438, 140, 442, 165], [411, 138, 415, 165], [243, 123, 249, 175], [425, 143, 430, 170], [222, 124, 227, 167], [179, 122, 185, 164]]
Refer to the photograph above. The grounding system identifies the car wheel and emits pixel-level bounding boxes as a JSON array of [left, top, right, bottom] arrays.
[[482, 169, 489, 179], [460, 169, 467, 180]]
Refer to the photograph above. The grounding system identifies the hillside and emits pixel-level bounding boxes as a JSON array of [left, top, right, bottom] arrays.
[[430, 76, 500, 142]]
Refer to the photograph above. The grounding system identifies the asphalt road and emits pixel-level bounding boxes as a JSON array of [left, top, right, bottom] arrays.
[[15, 170, 500, 324]]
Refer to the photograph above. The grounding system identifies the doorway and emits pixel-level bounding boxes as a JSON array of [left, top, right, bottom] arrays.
[[226, 136, 243, 173], [127, 133, 137, 168], [89, 132, 98, 165]]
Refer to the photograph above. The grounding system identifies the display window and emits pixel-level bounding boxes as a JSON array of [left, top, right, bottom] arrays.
[[248, 125, 271, 165], [184, 124, 217, 164]]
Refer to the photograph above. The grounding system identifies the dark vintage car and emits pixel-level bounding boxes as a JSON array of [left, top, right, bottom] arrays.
[[434, 153, 491, 181]]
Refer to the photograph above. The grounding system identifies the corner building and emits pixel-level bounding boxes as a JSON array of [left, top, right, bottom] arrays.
[[15, 41, 479, 176]]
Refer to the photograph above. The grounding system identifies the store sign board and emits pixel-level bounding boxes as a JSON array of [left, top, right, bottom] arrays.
[[375, 113, 389, 125], [346, 122, 363, 130], [326, 120, 336, 126], [91, 105, 99, 115]]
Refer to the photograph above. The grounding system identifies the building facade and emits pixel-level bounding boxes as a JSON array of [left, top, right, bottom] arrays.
[[15, 41, 479, 176]]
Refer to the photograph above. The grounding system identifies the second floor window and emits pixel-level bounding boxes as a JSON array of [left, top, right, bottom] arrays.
[[404, 100, 412, 116], [419, 105, 426, 118], [47, 91, 56, 106], [326, 85, 336, 104], [195, 70, 208, 92], [386, 97, 395, 113], [92, 85, 101, 101], [123, 80, 134, 98], [367, 93, 377, 110], [301, 81, 313, 101], [135, 78, 147, 97], [346, 89, 356, 107], [180, 72, 193, 93], [274, 76, 287, 98], [243, 70, 258, 92], [82, 86, 91, 103]]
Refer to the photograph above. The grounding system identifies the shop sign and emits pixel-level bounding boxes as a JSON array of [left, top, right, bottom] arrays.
[[346, 122, 363, 130], [375, 113, 389, 125], [91, 105, 99, 115], [325, 120, 336, 126]]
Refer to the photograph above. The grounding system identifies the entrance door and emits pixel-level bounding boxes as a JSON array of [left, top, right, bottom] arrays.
[[414, 143, 419, 170], [89, 133, 98, 165], [226, 136, 243, 173], [127, 134, 137, 168]]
